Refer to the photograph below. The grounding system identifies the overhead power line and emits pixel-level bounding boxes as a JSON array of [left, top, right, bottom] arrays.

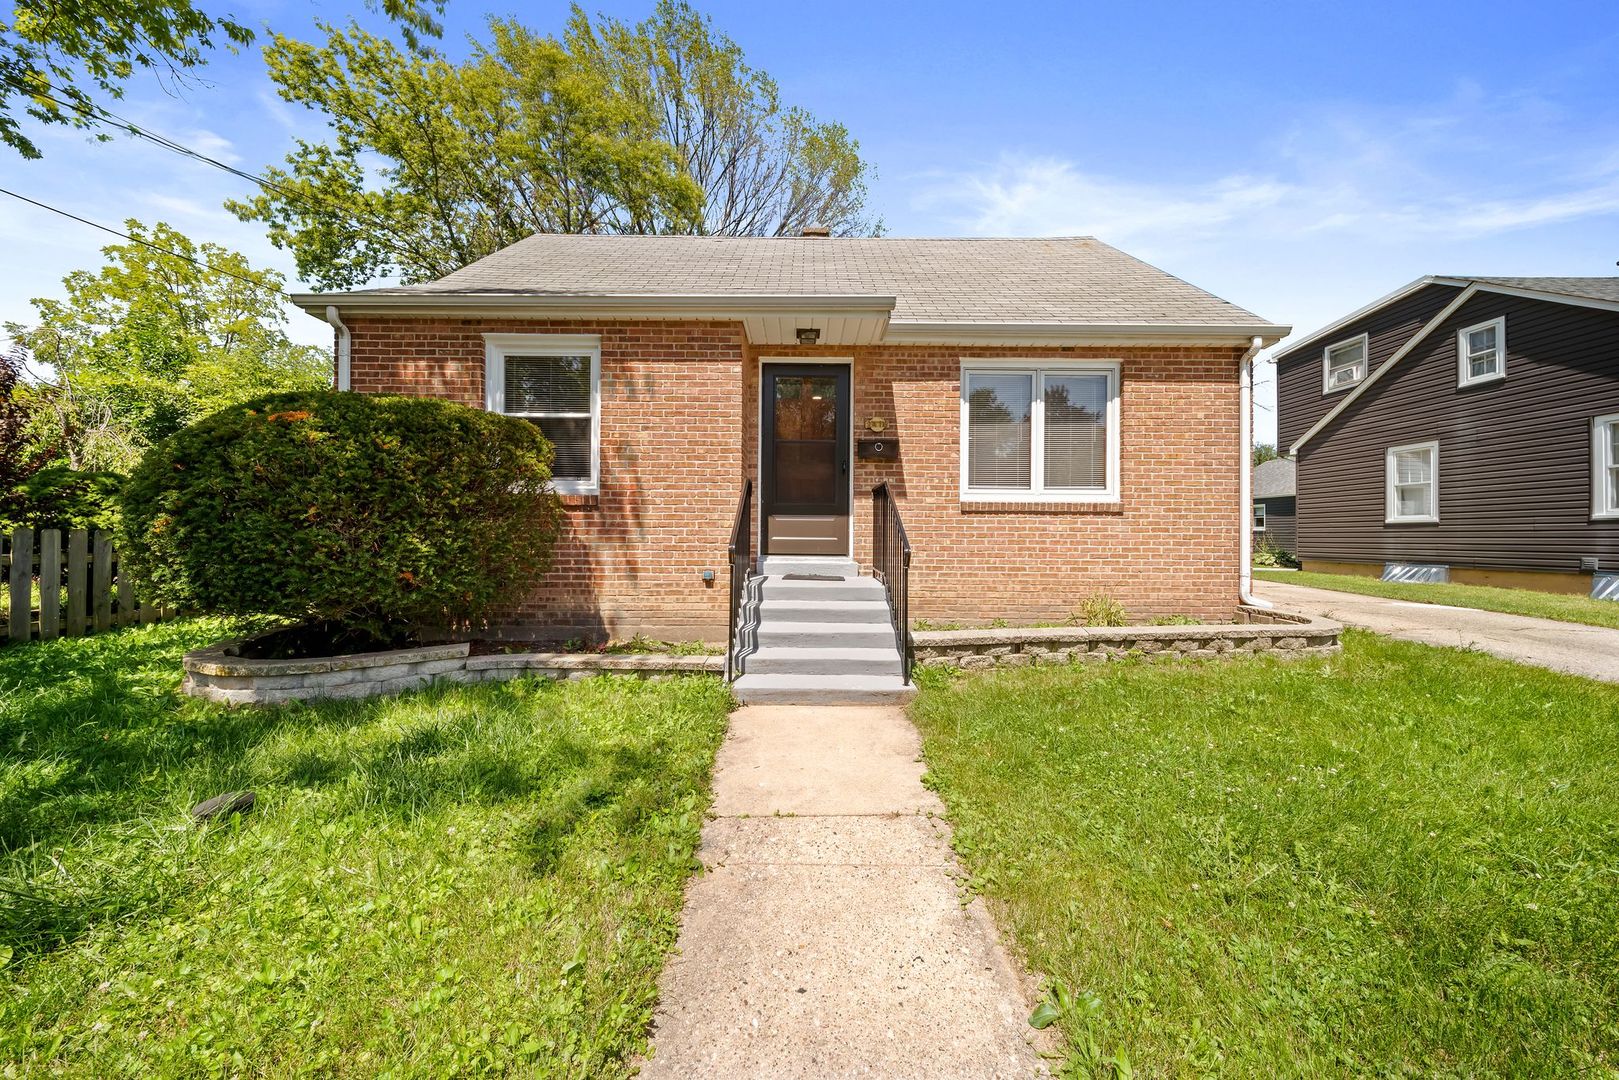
[[0, 185, 295, 302], [1, 72, 413, 268]]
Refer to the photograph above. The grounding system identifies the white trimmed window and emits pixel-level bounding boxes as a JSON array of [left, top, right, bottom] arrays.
[[1386, 441, 1439, 523], [1595, 414, 1619, 521], [1323, 334, 1369, 393], [1457, 316, 1506, 387], [1253, 503, 1267, 531], [960, 362, 1119, 501], [484, 333, 601, 494]]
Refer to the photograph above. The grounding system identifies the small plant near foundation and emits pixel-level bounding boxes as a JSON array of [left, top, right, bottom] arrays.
[[1150, 615, 1202, 626], [912, 618, 965, 632], [606, 636, 722, 657], [1072, 592, 1127, 628], [1251, 538, 1298, 568]]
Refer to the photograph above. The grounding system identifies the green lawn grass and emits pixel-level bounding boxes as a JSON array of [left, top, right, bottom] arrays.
[[913, 631, 1619, 1077], [1256, 568, 1619, 630], [0, 620, 731, 1076]]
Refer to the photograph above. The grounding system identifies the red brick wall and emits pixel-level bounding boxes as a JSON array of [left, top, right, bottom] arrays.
[[345, 316, 747, 641], [746, 343, 1245, 624], [346, 316, 1243, 637]]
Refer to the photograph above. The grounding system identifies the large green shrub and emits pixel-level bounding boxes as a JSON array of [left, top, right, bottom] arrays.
[[121, 391, 562, 632]]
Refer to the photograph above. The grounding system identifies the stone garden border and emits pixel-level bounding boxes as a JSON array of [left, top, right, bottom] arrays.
[[183, 635, 722, 706], [911, 606, 1341, 670]]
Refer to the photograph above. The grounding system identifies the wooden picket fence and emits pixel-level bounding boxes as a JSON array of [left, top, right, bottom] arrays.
[[2, 528, 174, 643]]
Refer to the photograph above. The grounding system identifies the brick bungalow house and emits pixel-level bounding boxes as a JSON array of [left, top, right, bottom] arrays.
[[293, 234, 1288, 663]]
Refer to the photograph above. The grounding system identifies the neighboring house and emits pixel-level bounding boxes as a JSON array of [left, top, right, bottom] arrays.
[[1275, 276, 1619, 597], [1252, 457, 1296, 554], [295, 234, 1287, 642]]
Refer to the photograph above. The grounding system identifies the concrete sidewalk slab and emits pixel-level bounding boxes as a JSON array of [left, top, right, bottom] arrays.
[[1256, 579, 1619, 683], [641, 705, 1047, 1079], [710, 705, 945, 817]]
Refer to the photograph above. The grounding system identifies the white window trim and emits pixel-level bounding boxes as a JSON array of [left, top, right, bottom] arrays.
[[1456, 316, 1506, 388], [1322, 333, 1370, 394], [1252, 503, 1267, 531], [958, 359, 1121, 503], [484, 333, 601, 495], [1385, 439, 1440, 524], [1595, 413, 1619, 521]]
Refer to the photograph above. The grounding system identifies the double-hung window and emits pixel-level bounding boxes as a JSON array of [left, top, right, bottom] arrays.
[[960, 362, 1119, 501], [1323, 335, 1368, 393], [1253, 503, 1267, 531], [1457, 317, 1506, 387], [1386, 440, 1439, 523], [1595, 414, 1619, 521], [484, 334, 600, 494]]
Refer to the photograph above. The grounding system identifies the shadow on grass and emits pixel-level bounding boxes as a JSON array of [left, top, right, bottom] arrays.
[[0, 619, 721, 962]]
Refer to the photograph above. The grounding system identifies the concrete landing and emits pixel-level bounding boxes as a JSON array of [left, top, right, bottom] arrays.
[[640, 706, 1047, 1079]]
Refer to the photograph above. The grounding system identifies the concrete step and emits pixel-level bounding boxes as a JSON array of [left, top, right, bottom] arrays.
[[755, 621, 899, 650], [732, 673, 917, 705], [759, 576, 887, 603], [759, 556, 859, 579], [758, 599, 891, 624], [746, 646, 903, 677]]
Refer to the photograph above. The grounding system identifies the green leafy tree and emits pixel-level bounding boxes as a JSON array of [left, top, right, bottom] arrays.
[[5, 221, 329, 473], [0, 346, 53, 524], [0, 0, 443, 159], [232, 3, 878, 290], [1252, 442, 1280, 467], [584, 1, 879, 237]]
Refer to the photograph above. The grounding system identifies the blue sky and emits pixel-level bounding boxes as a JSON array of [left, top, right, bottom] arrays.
[[4, 0, 1618, 443]]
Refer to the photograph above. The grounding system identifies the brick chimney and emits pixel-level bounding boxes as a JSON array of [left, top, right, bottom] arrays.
[[800, 223, 831, 237]]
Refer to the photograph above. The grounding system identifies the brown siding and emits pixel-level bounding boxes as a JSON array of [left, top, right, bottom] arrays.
[[1254, 495, 1296, 553], [1275, 283, 1461, 449], [1295, 291, 1619, 574]]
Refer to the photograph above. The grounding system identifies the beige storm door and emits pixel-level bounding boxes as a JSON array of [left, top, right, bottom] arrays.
[[762, 364, 852, 556]]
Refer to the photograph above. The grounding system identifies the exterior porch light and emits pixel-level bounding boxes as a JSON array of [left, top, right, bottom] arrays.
[[796, 327, 821, 345]]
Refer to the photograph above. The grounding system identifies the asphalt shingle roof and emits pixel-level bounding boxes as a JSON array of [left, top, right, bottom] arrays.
[[1253, 457, 1296, 498], [345, 234, 1277, 328], [1472, 277, 1619, 304]]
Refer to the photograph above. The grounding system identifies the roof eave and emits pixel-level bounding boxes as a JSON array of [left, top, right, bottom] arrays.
[[884, 321, 1290, 347]]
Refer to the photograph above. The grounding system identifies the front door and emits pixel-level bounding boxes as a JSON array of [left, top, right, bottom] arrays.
[[762, 364, 851, 556]]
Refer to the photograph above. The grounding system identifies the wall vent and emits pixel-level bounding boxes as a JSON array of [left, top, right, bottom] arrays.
[[1383, 562, 1449, 585]]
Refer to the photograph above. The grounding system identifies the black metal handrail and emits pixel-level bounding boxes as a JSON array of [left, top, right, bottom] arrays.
[[871, 482, 913, 684], [725, 479, 754, 682]]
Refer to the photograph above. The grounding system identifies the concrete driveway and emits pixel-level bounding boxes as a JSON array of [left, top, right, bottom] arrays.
[[1255, 578, 1619, 683]]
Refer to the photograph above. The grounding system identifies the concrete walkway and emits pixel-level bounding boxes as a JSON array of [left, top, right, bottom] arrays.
[[1256, 579, 1619, 683], [641, 705, 1047, 1078]]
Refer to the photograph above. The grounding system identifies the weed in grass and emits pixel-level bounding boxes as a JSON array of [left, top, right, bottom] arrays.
[[0, 619, 731, 1076], [913, 631, 1619, 1076]]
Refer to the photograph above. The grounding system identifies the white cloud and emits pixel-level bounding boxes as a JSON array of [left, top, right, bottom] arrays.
[[913, 88, 1619, 255]]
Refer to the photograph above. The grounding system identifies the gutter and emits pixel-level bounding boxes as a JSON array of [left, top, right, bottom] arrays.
[[1238, 336, 1272, 609], [325, 305, 351, 391]]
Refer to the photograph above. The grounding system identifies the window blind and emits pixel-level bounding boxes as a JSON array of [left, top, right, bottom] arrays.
[[1042, 373, 1108, 489], [504, 355, 591, 480], [965, 372, 1033, 489]]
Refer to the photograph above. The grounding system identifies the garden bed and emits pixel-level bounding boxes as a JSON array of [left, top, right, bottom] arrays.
[[184, 632, 722, 706], [911, 606, 1339, 669]]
